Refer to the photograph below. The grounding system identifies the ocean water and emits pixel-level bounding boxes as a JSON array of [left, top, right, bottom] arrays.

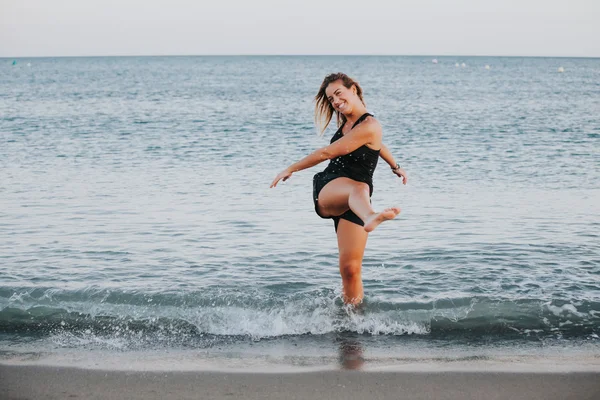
[[1, 56, 599, 366]]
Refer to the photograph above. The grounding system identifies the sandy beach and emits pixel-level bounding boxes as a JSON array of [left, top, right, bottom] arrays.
[[1, 364, 599, 400]]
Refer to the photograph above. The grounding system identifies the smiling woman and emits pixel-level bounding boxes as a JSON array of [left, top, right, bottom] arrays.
[[270, 72, 408, 306]]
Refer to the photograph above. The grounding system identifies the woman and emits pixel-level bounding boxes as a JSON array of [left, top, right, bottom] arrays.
[[270, 73, 408, 305]]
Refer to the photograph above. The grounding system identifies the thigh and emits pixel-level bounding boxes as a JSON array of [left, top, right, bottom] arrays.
[[336, 218, 369, 266], [317, 177, 368, 218]]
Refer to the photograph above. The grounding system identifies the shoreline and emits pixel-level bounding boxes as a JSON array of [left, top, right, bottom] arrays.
[[1, 364, 599, 400], [2, 339, 600, 399], [2, 347, 600, 373]]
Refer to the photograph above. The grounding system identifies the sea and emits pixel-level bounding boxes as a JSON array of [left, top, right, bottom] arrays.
[[1, 56, 599, 370]]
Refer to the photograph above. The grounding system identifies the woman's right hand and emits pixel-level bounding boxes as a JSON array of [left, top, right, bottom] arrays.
[[270, 168, 293, 188]]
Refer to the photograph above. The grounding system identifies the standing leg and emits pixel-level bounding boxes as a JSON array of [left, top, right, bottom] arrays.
[[336, 218, 369, 305]]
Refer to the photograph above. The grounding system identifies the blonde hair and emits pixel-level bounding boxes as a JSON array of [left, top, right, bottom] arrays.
[[314, 73, 366, 136]]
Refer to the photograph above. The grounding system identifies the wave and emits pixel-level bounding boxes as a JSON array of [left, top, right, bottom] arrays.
[[1, 286, 598, 350]]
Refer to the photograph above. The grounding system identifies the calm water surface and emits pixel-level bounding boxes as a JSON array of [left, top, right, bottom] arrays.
[[0, 56, 599, 363]]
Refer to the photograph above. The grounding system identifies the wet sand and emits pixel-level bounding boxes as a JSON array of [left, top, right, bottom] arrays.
[[1, 364, 599, 400]]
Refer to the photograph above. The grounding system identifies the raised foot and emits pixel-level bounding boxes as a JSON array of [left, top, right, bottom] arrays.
[[363, 207, 401, 232]]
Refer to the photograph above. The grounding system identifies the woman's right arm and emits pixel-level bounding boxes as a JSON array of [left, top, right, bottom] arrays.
[[269, 147, 330, 188], [270, 120, 379, 188]]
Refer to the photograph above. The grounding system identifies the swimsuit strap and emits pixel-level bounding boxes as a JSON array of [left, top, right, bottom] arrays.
[[351, 112, 373, 129], [334, 113, 374, 137]]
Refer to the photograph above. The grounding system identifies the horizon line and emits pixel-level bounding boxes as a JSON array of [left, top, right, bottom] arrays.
[[2, 54, 600, 59]]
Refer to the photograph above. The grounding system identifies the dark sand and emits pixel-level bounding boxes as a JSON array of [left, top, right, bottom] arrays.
[[1, 364, 599, 400]]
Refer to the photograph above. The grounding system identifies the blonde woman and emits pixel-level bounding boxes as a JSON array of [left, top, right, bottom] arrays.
[[271, 73, 407, 305]]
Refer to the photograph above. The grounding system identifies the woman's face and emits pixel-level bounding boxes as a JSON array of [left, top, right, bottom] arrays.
[[325, 80, 357, 115]]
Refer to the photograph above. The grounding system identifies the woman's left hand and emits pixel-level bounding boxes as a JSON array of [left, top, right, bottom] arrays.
[[393, 167, 408, 185], [270, 169, 293, 188]]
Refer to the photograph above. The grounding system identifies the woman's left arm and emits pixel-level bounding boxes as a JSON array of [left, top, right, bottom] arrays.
[[380, 144, 408, 185]]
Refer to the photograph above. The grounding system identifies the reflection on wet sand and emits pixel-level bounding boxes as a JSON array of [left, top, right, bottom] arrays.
[[337, 336, 365, 370]]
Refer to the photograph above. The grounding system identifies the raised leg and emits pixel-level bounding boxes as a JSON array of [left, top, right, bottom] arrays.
[[317, 177, 400, 232], [317, 177, 373, 220]]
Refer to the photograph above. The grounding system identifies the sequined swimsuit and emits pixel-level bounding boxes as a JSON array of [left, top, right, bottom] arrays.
[[312, 113, 380, 231]]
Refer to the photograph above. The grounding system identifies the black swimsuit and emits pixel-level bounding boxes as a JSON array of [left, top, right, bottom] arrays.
[[313, 113, 380, 231]]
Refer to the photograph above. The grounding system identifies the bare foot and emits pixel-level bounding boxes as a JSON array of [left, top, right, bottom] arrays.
[[363, 207, 401, 232]]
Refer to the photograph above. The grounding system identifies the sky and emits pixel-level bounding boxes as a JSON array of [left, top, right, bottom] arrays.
[[1, 0, 599, 57]]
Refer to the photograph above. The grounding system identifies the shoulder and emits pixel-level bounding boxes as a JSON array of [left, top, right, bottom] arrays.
[[361, 116, 382, 138]]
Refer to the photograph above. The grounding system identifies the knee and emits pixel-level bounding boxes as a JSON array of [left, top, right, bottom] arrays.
[[351, 182, 370, 196], [339, 260, 362, 281]]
